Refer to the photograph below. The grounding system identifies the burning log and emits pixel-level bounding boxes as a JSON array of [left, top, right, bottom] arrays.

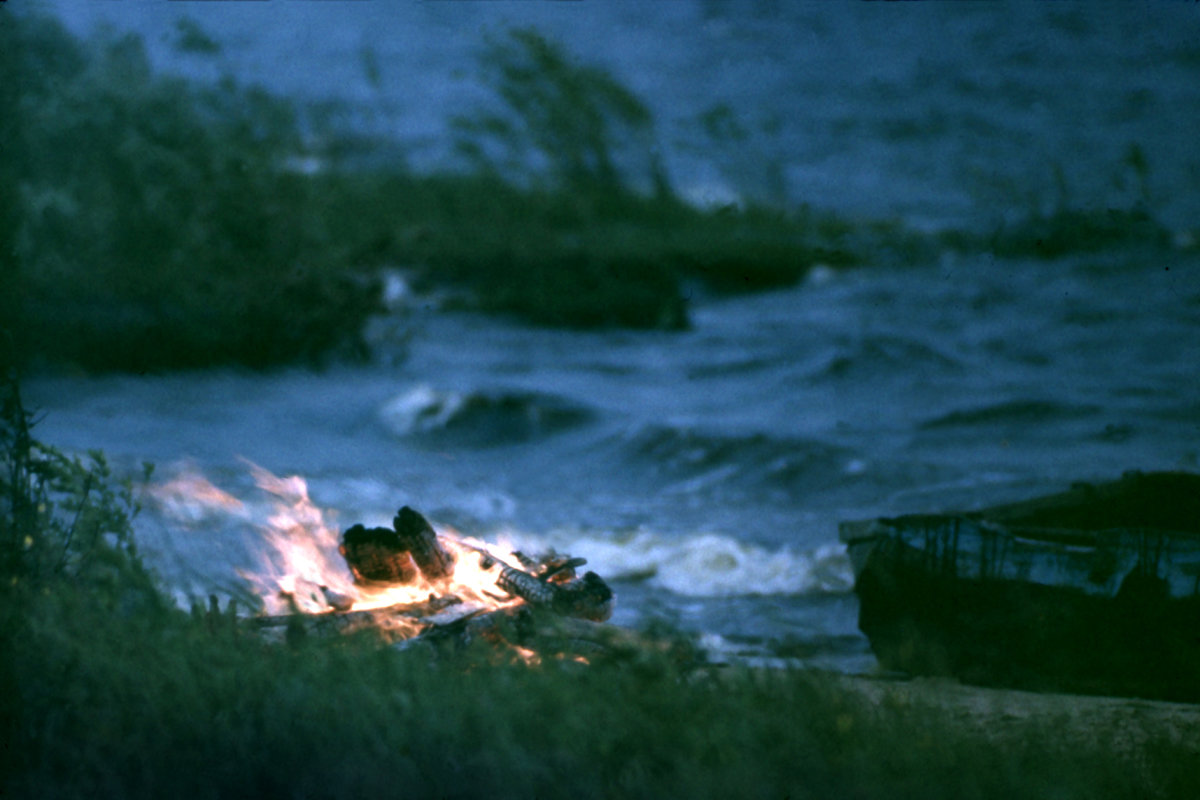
[[340, 524, 418, 584], [393, 506, 455, 579], [340, 507, 456, 584]]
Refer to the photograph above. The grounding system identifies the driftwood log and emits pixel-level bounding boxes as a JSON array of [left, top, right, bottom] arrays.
[[428, 605, 687, 659]]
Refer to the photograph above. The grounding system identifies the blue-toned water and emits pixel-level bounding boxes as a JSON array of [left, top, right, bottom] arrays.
[[25, 2, 1200, 669], [42, 0, 1200, 227]]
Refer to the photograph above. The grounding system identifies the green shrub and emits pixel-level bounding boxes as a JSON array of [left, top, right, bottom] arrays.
[[3, 10, 376, 372], [983, 206, 1172, 260], [956, 146, 1175, 259], [0, 374, 157, 604], [453, 28, 668, 199]]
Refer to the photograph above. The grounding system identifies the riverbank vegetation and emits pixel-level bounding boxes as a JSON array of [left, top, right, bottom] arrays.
[[1, 9, 1182, 374], [2, 374, 1197, 799]]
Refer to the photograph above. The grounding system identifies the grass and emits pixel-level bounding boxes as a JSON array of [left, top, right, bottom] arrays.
[[5, 587, 1198, 800]]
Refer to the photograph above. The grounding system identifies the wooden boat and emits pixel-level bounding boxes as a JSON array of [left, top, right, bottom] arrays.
[[839, 471, 1200, 702]]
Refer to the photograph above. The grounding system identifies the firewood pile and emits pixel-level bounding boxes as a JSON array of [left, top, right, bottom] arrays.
[[243, 506, 676, 663]]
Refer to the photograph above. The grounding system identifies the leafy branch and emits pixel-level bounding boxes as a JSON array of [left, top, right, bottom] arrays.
[[1, 372, 154, 601]]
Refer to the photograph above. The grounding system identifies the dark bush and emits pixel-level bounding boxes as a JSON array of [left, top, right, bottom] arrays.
[[3, 10, 376, 372]]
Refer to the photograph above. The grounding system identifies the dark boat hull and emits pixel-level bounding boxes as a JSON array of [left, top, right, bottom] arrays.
[[841, 472, 1200, 702]]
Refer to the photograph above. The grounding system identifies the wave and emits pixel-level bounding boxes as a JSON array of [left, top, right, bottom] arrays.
[[919, 399, 1101, 430], [814, 334, 962, 381], [621, 425, 856, 494], [379, 384, 595, 446], [497, 527, 854, 598]]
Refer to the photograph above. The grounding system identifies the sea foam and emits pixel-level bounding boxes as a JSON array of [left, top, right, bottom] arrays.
[[496, 527, 853, 598]]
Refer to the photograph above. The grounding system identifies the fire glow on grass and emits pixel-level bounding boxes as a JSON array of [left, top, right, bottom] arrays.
[[148, 462, 526, 622]]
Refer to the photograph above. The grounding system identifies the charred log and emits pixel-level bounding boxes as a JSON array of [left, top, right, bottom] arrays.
[[495, 563, 613, 622], [538, 555, 589, 583], [549, 571, 614, 621], [393, 506, 455, 579], [496, 563, 558, 604], [340, 524, 418, 584]]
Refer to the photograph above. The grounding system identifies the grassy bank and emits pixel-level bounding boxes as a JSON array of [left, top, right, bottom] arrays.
[[6, 573, 1198, 799], [3, 376, 1197, 799], [303, 169, 872, 328], [9, 600, 1199, 800]]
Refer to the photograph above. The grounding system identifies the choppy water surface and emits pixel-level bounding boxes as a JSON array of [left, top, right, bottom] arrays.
[[44, 1, 1200, 227], [26, 2, 1200, 669]]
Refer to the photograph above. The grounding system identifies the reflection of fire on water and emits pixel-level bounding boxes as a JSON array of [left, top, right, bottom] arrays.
[[148, 464, 614, 649]]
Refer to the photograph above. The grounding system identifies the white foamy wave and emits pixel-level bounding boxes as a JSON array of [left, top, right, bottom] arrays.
[[378, 383, 594, 444], [379, 384, 466, 435], [496, 528, 853, 598]]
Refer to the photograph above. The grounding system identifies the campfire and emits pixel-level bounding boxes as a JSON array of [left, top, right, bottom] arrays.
[[254, 502, 617, 654], [150, 465, 647, 664]]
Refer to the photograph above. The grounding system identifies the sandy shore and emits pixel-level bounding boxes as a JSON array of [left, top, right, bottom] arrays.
[[824, 671, 1200, 796], [835, 673, 1200, 754]]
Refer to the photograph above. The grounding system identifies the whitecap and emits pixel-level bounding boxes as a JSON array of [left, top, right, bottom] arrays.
[[379, 384, 465, 435], [496, 527, 854, 598]]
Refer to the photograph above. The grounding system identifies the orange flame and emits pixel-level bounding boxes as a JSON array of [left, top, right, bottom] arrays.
[[238, 461, 362, 615]]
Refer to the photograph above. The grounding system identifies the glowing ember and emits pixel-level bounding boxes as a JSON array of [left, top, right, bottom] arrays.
[[508, 643, 541, 666]]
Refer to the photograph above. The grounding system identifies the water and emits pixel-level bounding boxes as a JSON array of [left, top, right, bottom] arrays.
[[26, 255, 1200, 669], [24, 2, 1200, 670], [42, 1, 1200, 227]]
